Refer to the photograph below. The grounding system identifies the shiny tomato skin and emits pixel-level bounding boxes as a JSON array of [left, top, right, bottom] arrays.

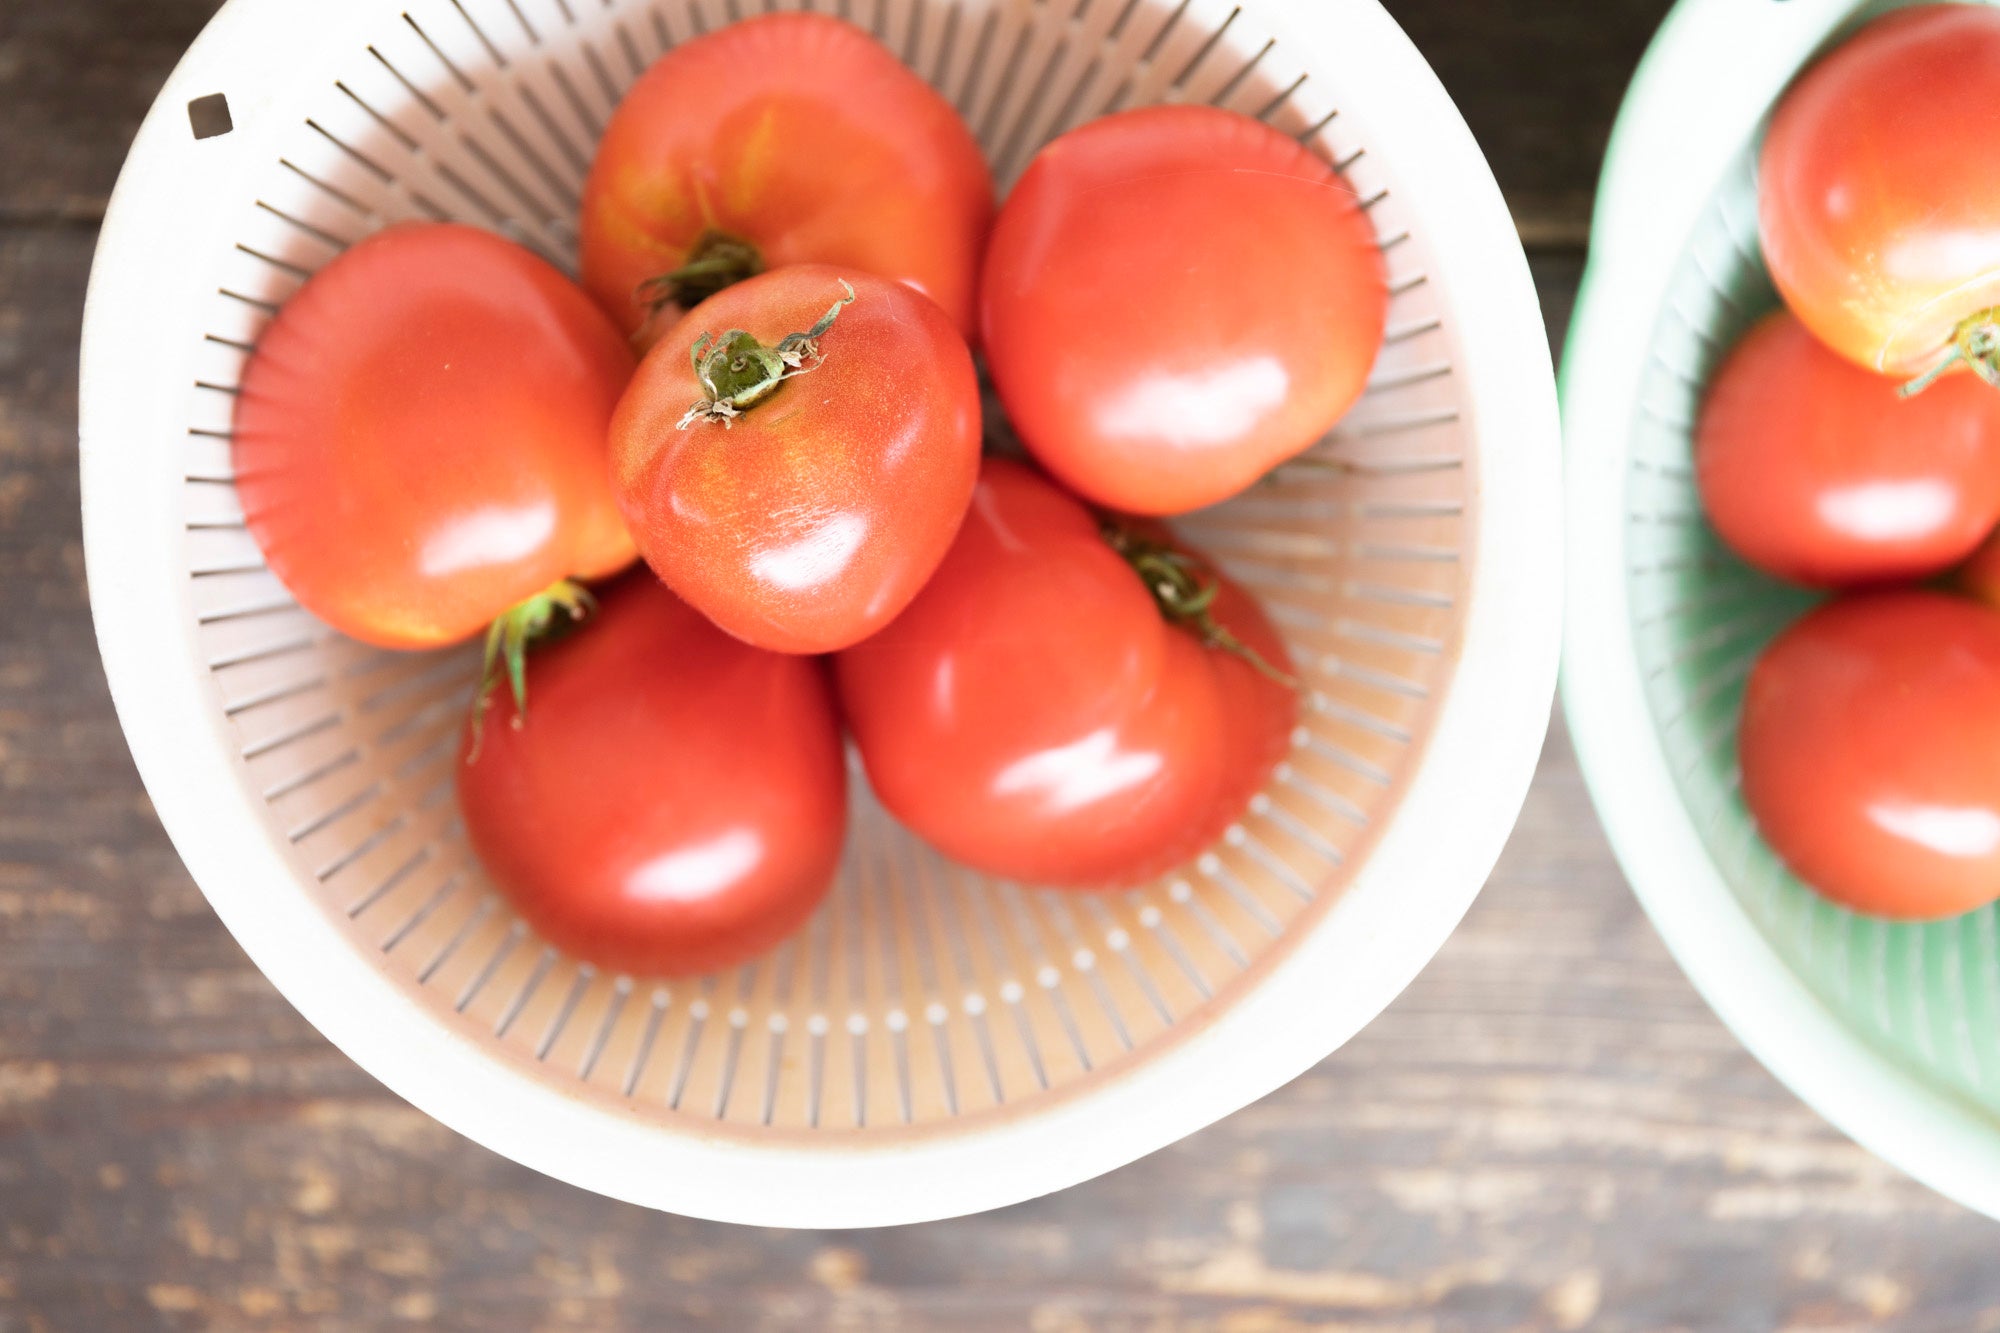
[[456, 573, 847, 977], [580, 12, 992, 341], [233, 223, 636, 650], [980, 105, 1388, 516], [1760, 4, 2000, 376], [1696, 310, 2000, 586], [1740, 592, 2000, 920], [610, 265, 981, 655], [834, 459, 1297, 890]]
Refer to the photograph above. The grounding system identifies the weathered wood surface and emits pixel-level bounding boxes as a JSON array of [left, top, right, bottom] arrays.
[[2, 1, 1998, 1329]]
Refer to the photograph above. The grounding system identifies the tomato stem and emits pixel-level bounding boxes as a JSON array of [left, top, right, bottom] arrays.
[[636, 228, 766, 315], [677, 280, 857, 430], [1901, 307, 2000, 398], [1099, 520, 1297, 689], [467, 579, 596, 759]]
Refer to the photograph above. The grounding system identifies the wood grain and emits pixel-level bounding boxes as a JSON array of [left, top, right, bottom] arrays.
[[3, 1, 2000, 1330], [0, 0, 1660, 241]]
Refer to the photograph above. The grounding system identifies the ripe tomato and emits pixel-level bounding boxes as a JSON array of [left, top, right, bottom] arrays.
[[610, 265, 980, 655], [834, 459, 1297, 890], [1740, 592, 2000, 920], [457, 573, 847, 976], [980, 104, 1387, 516], [234, 223, 635, 651], [1696, 310, 2000, 586], [580, 11, 992, 344], [1760, 4, 2000, 383]]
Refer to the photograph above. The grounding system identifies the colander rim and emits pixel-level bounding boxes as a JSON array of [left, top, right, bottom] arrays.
[[80, 0, 1561, 1226], [1561, 0, 2000, 1222]]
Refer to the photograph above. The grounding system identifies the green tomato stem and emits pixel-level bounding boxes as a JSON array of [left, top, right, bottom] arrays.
[[1099, 520, 1297, 689], [636, 228, 767, 316], [467, 578, 596, 760], [1901, 307, 2000, 398], [677, 280, 857, 430]]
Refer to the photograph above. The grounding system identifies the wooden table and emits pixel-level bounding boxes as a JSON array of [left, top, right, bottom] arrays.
[[4, 2, 1996, 1328]]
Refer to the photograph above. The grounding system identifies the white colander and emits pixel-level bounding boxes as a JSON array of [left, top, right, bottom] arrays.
[[1563, 0, 2000, 1221], [80, 0, 1560, 1226]]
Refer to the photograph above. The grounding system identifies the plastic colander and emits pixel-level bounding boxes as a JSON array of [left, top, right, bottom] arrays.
[[1563, 0, 2000, 1221], [80, 0, 1560, 1226]]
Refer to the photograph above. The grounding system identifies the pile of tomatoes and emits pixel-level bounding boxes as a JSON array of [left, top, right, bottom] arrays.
[[1697, 4, 2000, 921], [231, 13, 1389, 976]]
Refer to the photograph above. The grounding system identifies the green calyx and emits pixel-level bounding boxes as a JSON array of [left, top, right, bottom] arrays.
[[636, 228, 767, 316], [1901, 307, 2000, 398], [677, 280, 857, 430], [1099, 520, 1297, 689], [467, 578, 595, 759]]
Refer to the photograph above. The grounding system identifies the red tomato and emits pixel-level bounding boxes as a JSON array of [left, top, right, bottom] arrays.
[[1760, 4, 2000, 382], [610, 265, 980, 655], [1740, 592, 2000, 920], [457, 573, 847, 976], [834, 459, 1297, 890], [980, 105, 1387, 516], [234, 223, 635, 650], [1696, 310, 2000, 586], [580, 11, 992, 344]]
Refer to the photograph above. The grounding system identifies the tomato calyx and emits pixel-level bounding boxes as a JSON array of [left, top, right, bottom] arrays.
[[636, 228, 767, 316], [1099, 520, 1297, 688], [676, 280, 857, 429], [468, 578, 596, 757], [1902, 308, 2000, 398]]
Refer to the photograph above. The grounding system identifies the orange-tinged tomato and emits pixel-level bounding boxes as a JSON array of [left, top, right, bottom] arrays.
[[1740, 592, 2000, 920], [457, 574, 847, 977], [1696, 310, 2000, 586], [233, 223, 635, 650], [580, 11, 992, 343], [981, 104, 1388, 516], [1761, 4, 2000, 382], [610, 266, 980, 655], [835, 459, 1298, 890]]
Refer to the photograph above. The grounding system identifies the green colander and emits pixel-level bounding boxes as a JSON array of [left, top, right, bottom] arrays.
[[1562, 0, 2000, 1217]]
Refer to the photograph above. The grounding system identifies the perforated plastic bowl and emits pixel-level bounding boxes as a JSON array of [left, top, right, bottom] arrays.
[[1564, 0, 2000, 1221], [81, 0, 1560, 1226]]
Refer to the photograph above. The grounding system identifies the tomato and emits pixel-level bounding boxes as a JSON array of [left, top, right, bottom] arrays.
[[234, 223, 635, 652], [1760, 4, 2000, 383], [1696, 310, 2000, 586], [834, 459, 1297, 890], [610, 265, 980, 655], [1740, 591, 2000, 920], [980, 105, 1387, 516], [456, 573, 847, 976], [580, 11, 992, 345]]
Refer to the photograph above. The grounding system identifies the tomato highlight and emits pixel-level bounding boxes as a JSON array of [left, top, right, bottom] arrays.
[[981, 104, 1388, 515], [836, 460, 1298, 890], [457, 574, 848, 976], [611, 265, 981, 656], [1760, 4, 2000, 387], [233, 223, 636, 655], [1740, 592, 2000, 921], [1696, 310, 2000, 587]]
